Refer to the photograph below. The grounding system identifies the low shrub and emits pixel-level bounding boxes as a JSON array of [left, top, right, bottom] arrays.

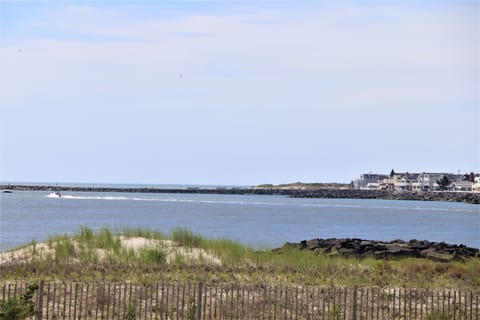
[[0, 283, 39, 320]]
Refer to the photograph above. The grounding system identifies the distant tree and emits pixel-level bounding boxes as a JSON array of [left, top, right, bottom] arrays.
[[390, 169, 395, 178], [469, 172, 475, 182], [436, 175, 451, 190]]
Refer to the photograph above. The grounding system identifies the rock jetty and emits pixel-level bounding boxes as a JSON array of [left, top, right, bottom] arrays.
[[289, 189, 480, 204], [274, 238, 479, 262], [1, 185, 479, 204]]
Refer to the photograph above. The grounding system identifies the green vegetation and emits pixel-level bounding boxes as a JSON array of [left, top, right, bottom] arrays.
[[172, 227, 203, 247], [426, 311, 451, 320], [1, 227, 479, 291], [202, 238, 253, 265], [137, 247, 166, 264], [187, 301, 197, 320], [125, 302, 137, 320], [436, 175, 451, 190], [329, 304, 343, 320], [0, 283, 39, 319], [256, 182, 352, 190], [120, 228, 165, 240]]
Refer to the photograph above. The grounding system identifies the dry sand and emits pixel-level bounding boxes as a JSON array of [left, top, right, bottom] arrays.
[[0, 237, 221, 266]]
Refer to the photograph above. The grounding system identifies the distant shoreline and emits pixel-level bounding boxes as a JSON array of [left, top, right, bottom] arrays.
[[2, 184, 479, 204]]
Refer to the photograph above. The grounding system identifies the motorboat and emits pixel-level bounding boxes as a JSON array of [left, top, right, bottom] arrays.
[[47, 191, 62, 198]]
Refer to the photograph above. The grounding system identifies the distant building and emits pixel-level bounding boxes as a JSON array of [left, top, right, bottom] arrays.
[[413, 173, 445, 191], [366, 182, 381, 190], [450, 181, 474, 192], [354, 171, 478, 192], [353, 174, 388, 190], [389, 172, 420, 191], [472, 177, 480, 193]]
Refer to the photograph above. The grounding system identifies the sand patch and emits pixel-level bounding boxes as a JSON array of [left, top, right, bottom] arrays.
[[119, 236, 221, 265], [0, 242, 52, 265], [0, 237, 221, 266]]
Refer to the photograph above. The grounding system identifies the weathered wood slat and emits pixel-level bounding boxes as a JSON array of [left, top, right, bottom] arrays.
[[1, 281, 479, 319]]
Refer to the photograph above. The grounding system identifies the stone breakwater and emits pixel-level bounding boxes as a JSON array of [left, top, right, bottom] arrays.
[[274, 238, 479, 262], [289, 189, 480, 204], [1, 185, 479, 204]]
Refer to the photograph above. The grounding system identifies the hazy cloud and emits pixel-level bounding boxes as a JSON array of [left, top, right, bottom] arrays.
[[1, 1, 478, 184]]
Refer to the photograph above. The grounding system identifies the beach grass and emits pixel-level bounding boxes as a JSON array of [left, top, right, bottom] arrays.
[[120, 227, 166, 241], [1, 227, 478, 290], [171, 227, 203, 247]]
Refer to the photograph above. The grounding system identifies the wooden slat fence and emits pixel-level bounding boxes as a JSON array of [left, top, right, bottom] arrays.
[[0, 281, 478, 319]]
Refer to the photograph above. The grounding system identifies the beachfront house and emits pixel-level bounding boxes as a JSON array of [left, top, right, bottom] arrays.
[[414, 172, 445, 191], [386, 172, 420, 191], [353, 174, 388, 189], [450, 181, 474, 192], [354, 171, 478, 192], [473, 177, 480, 193]]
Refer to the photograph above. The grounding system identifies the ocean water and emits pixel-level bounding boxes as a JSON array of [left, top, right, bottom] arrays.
[[1, 190, 479, 251]]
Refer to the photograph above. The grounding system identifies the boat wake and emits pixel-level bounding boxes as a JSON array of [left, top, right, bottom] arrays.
[[43, 194, 477, 213], [46, 192, 62, 198]]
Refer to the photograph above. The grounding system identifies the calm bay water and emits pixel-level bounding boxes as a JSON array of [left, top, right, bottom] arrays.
[[1, 190, 479, 251]]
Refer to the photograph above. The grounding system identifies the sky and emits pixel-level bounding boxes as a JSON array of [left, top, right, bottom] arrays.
[[0, 1, 478, 186]]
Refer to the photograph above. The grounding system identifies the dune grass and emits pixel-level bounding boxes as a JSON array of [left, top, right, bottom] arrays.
[[120, 227, 166, 241], [171, 227, 203, 247], [1, 227, 479, 290]]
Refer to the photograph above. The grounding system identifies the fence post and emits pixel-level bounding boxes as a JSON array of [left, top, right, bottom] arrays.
[[196, 282, 203, 320], [36, 280, 45, 320], [352, 286, 358, 320]]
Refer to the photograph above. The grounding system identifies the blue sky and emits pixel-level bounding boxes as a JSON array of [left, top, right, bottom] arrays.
[[0, 1, 478, 185]]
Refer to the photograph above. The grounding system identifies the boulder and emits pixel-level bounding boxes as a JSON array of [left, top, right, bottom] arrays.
[[421, 250, 455, 262], [275, 238, 479, 261], [306, 239, 321, 250], [338, 248, 356, 256]]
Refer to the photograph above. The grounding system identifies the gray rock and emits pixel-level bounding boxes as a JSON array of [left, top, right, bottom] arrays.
[[421, 250, 455, 262], [275, 237, 479, 261], [306, 239, 321, 250]]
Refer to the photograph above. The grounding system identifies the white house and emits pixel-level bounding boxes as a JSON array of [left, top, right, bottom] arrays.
[[451, 181, 474, 192], [354, 174, 388, 189], [415, 173, 445, 191], [472, 177, 480, 193], [354, 171, 479, 192]]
